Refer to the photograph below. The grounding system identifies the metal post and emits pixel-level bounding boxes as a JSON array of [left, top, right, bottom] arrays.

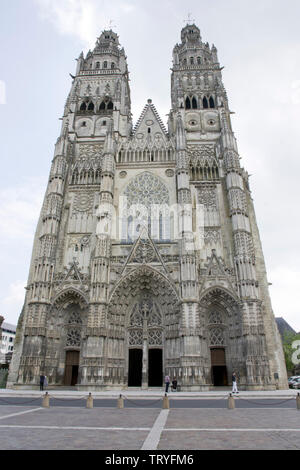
[[296, 393, 300, 410]]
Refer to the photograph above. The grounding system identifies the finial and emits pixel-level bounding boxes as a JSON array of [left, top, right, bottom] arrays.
[[107, 19, 116, 30], [184, 12, 195, 25]]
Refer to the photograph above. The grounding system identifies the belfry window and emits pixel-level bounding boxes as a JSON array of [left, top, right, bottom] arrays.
[[209, 96, 215, 108], [107, 101, 113, 110], [203, 96, 209, 109], [111, 62, 115, 69], [99, 101, 106, 110], [197, 56, 201, 64], [190, 57, 194, 65], [87, 101, 94, 111], [80, 102, 87, 111], [103, 61, 107, 69], [185, 97, 191, 109], [192, 97, 198, 109], [96, 62, 100, 69]]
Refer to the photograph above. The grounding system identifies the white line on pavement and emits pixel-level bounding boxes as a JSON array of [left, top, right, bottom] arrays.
[[141, 409, 169, 450], [164, 428, 300, 432], [0, 425, 150, 431], [0, 408, 44, 421]]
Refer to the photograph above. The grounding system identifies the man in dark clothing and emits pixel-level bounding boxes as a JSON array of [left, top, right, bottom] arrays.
[[40, 375, 45, 391], [171, 377, 178, 392]]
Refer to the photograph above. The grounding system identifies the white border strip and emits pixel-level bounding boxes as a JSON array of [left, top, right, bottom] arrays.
[[0, 425, 150, 431], [0, 408, 44, 421], [164, 428, 300, 432], [141, 409, 169, 450]]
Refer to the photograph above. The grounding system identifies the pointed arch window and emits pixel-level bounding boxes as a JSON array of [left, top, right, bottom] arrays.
[[203, 96, 209, 109], [99, 101, 106, 110], [107, 101, 113, 110], [185, 96, 191, 109], [209, 96, 215, 108], [87, 101, 94, 111], [192, 97, 198, 109], [80, 102, 87, 111]]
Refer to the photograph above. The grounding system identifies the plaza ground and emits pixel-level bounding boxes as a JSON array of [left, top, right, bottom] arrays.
[[0, 388, 299, 450]]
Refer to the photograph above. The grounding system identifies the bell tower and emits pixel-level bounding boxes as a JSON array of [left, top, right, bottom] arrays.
[[65, 29, 132, 142], [169, 23, 228, 138]]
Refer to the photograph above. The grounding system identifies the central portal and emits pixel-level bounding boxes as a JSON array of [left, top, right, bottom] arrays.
[[148, 349, 163, 387], [128, 348, 163, 387], [127, 296, 164, 388], [128, 349, 143, 386]]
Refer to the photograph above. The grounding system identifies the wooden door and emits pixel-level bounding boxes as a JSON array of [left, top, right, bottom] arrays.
[[64, 351, 80, 386]]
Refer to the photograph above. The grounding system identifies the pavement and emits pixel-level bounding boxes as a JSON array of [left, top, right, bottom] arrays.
[[0, 387, 299, 451]]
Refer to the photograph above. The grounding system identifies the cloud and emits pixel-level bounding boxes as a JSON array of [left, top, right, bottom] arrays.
[[1, 280, 26, 326], [34, 0, 137, 48], [269, 267, 300, 332], [0, 179, 44, 240]]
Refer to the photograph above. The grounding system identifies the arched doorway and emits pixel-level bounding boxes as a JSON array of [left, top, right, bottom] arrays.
[[49, 289, 88, 387], [127, 297, 163, 388], [108, 265, 180, 388], [199, 288, 242, 387]]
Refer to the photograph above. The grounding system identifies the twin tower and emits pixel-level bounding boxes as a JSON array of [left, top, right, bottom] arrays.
[[8, 25, 287, 390]]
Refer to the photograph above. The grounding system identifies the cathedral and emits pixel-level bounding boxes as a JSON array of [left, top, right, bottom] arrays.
[[8, 24, 288, 391]]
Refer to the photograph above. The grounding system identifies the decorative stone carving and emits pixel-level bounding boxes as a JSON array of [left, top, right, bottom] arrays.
[[66, 329, 81, 347], [124, 172, 169, 208], [73, 192, 94, 212], [198, 185, 218, 210]]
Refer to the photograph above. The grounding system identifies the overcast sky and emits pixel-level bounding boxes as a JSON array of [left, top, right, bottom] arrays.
[[0, 0, 299, 331]]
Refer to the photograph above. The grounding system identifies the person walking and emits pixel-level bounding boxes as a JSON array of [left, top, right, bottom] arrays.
[[165, 374, 170, 393], [232, 372, 239, 394], [39, 374, 45, 391]]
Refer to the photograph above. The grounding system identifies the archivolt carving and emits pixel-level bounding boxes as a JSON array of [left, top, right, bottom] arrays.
[[199, 287, 242, 336], [108, 266, 180, 330], [52, 288, 89, 310]]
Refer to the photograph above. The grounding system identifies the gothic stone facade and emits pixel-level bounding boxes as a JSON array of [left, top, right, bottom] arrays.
[[8, 25, 288, 390]]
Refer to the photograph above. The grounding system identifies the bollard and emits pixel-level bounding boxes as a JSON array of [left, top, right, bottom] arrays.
[[228, 393, 235, 410], [86, 393, 93, 409], [117, 394, 124, 409], [297, 393, 300, 410], [42, 392, 50, 408], [162, 393, 170, 409]]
